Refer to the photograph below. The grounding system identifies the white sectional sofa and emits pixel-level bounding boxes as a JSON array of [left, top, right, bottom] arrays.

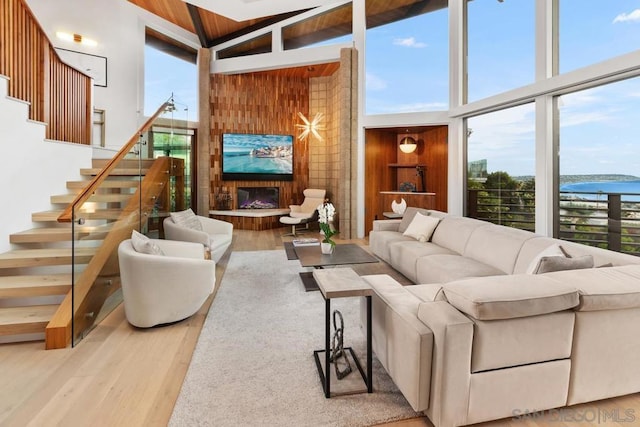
[[364, 208, 640, 427]]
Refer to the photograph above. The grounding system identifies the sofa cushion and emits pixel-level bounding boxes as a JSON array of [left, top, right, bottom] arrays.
[[442, 275, 579, 320], [534, 254, 594, 274], [431, 216, 487, 255], [545, 266, 640, 311], [369, 230, 414, 263], [471, 311, 575, 373], [402, 212, 441, 242], [389, 241, 456, 283], [463, 224, 534, 274], [130, 230, 164, 255], [170, 208, 203, 231], [415, 254, 505, 284]]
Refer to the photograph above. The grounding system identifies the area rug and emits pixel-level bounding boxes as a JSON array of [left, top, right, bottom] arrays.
[[169, 250, 420, 427]]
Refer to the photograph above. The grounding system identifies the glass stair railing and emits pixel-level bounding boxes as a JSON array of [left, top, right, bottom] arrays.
[[45, 99, 186, 348]]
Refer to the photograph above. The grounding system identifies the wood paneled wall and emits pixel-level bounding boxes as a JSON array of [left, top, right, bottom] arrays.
[[209, 72, 309, 209], [423, 126, 448, 212], [364, 129, 397, 235], [364, 125, 448, 235], [0, 0, 92, 144]]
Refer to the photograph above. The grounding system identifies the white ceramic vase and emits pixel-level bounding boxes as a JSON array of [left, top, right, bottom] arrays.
[[321, 242, 334, 254]]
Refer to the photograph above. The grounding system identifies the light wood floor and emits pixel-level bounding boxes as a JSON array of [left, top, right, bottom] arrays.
[[1, 228, 638, 426]]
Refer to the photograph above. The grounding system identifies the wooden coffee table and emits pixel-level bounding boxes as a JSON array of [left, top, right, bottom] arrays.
[[290, 243, 379, 291]]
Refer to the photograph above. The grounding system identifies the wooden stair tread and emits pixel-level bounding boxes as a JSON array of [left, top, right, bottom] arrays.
[[0, 247, 97, 268], [51, 194, 132, 204], [0, 305, 58, 336], [80, 168, 149, 176], [67, 180, 140, 190], [32, 209, 123, 222], [92, 158, 156, 168], [0, 274, 72, 298], [10, 225, 112, 243]]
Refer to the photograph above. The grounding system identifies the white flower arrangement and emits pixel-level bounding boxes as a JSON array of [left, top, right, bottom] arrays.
[[317, 201, 337, 245]]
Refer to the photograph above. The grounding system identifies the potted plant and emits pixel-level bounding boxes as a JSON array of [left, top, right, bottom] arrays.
[[317, 200, 337, 254]]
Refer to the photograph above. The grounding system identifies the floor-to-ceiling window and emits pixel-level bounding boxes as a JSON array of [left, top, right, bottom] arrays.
[[144, 32, 198, 212], [466, 103, 536, 230], [144, 34, 197, 119], [558, 0, 640, 74], [466, 0, 535, 102], [557, 76, 640, 253], [365, 1, 448, 114]]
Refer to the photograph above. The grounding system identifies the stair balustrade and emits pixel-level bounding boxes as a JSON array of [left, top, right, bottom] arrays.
[[46, 100, 186, 349]]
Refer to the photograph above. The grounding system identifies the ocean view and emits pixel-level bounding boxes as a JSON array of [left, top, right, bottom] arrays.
[[560, 180, 640, 201]]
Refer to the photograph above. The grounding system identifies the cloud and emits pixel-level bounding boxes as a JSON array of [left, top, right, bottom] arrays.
[[366, 72, 387, 91], [613, 9, 640, 23], [373, 101, 447, 114], [393, 37, 427, 48]]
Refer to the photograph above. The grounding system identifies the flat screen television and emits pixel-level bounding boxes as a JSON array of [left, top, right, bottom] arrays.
[[221, 133, 294, 181]]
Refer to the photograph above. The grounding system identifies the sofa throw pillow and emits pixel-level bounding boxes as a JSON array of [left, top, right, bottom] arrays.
[[131, 230, 164, 255], [535, 255, 594, 274], [398, 207, 431, 234], [170, 208, 203, 231], [525, 244, 566, 274], [402, 212, 441, 243]]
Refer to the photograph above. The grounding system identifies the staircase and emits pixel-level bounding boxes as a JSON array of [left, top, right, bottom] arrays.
[[0, 69, 176, 347], [0, 158, 156, 344]]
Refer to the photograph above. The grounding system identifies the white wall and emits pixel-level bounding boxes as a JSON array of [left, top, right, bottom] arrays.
[[26, 0, 199, 150], [0, 77, 92, 253]]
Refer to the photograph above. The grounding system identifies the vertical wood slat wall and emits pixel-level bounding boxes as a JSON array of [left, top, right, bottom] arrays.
[[0, 0, 91, 145], [210, 72, 310, 210]]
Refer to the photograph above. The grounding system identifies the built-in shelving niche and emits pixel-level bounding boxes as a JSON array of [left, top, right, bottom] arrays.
[[364, 126, 448, 236]]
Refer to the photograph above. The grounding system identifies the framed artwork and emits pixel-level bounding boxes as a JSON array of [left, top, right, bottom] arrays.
[[55, 48, 108, 87]]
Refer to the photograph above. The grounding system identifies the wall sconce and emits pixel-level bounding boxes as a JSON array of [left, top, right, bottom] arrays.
[[399, 136, 417, 153], [56, 31, 98, 47], [296, 112, 324, 141]]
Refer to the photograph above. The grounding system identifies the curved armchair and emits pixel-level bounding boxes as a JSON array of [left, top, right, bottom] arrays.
[[118, 239, 216, 328], [164, 214, 233, 262], [279, 189, 326, 236]]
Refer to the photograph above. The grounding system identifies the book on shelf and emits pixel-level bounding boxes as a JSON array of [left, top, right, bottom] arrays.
[[292, 237, 320, 247]]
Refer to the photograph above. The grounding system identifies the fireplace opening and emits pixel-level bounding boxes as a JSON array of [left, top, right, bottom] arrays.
[[237, 187, 279, 209]]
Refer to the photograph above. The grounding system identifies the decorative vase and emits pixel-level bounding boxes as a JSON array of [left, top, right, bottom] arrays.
[[321, 242, 334, 254]]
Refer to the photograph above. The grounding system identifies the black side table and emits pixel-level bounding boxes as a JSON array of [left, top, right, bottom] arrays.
[[312, 268, 373, 397]]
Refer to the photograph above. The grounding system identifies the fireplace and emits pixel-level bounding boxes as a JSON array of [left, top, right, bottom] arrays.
[[237, 187, 279, 209]]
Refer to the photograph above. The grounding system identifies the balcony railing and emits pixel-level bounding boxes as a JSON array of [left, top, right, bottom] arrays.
[[467, 189, 536, 232], [467, 189, 640, 256]]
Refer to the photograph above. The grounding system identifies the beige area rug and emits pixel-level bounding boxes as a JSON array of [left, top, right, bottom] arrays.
[[170, 250, 420, 427]]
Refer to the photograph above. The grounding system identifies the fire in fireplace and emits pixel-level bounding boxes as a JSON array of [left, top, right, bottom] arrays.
[[237, 187, 279, 209]]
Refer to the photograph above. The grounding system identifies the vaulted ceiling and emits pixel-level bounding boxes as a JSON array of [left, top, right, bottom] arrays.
[[128, 0, 448, 49]]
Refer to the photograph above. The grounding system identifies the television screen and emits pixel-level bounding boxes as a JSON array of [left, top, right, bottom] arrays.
[[222, 133, 294, 181]]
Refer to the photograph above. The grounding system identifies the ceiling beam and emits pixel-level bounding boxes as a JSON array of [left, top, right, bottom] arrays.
[[208, 9, 312, 48], [187, 4, 209, 47]]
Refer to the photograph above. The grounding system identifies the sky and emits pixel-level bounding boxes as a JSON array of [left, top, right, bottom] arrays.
[[144, 46, 197, 122], [460, 0, 640, 177], [144, 0, 640, 177]]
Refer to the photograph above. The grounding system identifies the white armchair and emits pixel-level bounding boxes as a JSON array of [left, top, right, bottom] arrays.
[[279, 189, 326, 235], [164, 212, 233, 262], [118, 238, 216, 328]]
